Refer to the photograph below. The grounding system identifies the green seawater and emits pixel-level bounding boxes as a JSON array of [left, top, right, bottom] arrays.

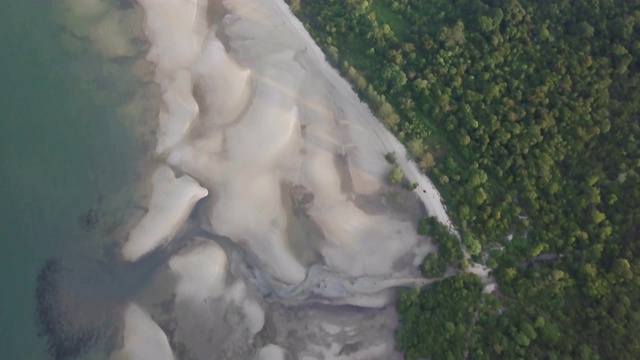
[[0, 2, 147, 359]]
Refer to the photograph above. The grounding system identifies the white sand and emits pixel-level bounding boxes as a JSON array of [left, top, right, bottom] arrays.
[[120, 303, 174, 360], [224, 95, 299, 166], [206, 173, 306, 285], [136, 0, 207, 81], [156, 69, 199, 153], [169, 241, 228, 300], [256, 344, 287, 360], [122, 166, 208, 261], [128, 0, 466, 357], [192, 36, 252, 125]]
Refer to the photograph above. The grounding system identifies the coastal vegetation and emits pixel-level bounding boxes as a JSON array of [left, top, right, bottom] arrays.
[[287, 0, 640, 358]]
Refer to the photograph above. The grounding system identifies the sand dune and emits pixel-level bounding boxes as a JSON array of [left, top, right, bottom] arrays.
[[122, 166, 208, 261], [192, 36, 252, 125]]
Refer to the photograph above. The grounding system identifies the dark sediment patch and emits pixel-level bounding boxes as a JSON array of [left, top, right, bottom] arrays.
[[35, 259, 121, 360], [281, 182, 324, 267], [332, 152, 355, 194], [34, 229, 195, 359]]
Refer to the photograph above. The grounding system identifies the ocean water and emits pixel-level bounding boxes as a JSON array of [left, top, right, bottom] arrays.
[[0, 2, 147, 359]]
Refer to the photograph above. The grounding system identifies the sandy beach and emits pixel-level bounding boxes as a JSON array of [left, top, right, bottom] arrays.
[[120, 0, 458, 358], [52, 0, 472, 359]]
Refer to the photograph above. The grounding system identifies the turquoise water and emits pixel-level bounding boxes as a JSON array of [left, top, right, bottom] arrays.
[[0, 2, 146, 359]]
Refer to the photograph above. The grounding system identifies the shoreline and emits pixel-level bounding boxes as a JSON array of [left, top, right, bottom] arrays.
[[35, 0, 483, 358]]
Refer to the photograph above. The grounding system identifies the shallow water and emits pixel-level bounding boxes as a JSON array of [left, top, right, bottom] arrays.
[[0, 2, 146, 358]]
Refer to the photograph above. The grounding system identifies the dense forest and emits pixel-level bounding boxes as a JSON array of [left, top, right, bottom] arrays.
[[286, 0, 640, 358]]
